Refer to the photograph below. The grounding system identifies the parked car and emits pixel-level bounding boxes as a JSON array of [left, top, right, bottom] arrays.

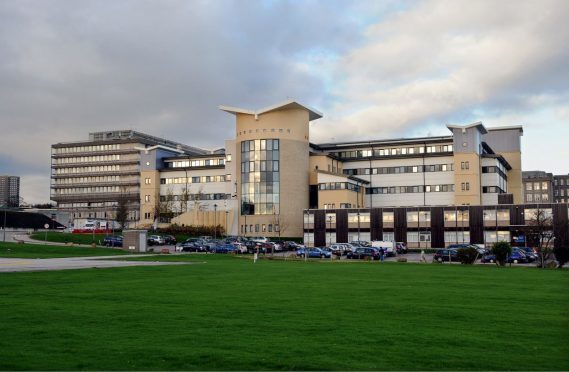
[[447, 243, 487, 255], [211, 244, 237, 254], [103, 235, 123, 247], [330, 243, 353, 256], [351, 240, 371, 247], [371, 241, 396, 257], [296, 247, 332, 258], [346, 247, 380, 260], [481, 248, 528, 264], [518, 247, 537, 262], [283, 241, 302, 251], [433, 249, 459, 262], [508, 248, 528, 263], [147, 235, 165, 246], [176, 239, 207, 252], [162, 235, 177, 245]]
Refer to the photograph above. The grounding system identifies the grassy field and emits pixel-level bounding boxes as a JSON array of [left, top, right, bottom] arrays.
[[29, 231, 116, 245], [0, 241, 131, 258], [0, 255, 567, 370]]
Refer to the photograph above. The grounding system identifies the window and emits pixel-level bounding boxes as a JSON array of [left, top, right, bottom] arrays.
[[226, 154, 232, 162], [383, 212, 394, 223], [145, 178, 151, 184], [145, 195, 150, 202], [534, 182, 540, 190], [526, 183, 533, 191], [526, 194, 533, 202], [542, 182, 548, 190]]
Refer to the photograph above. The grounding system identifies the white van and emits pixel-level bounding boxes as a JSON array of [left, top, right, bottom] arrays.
[[371, 240, 396, 256]]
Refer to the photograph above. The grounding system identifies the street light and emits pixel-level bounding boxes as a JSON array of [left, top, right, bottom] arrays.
[[357, 211, 361, 242], [225, 210, 229, 237], [328, 215, 333, 246], [213, 203, 218, 240]]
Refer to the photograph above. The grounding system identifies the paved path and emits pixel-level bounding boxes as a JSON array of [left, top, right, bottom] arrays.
[[0, 254, 197, 273]]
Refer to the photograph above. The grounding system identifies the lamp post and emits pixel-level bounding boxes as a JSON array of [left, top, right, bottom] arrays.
[[2, 207, 7, 242], [225, 210, 229, 237], [357, 211, 361, 242], [328, 215, 333, 246], [304, 210, 309, 262], [213, 203, 218, 240]]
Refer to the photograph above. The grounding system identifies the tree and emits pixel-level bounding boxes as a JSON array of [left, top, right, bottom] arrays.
[[491, 241, 512, 267], [115, 194, 129, 230], [525, 207, 555, 268], [456, 247, 478, 264]]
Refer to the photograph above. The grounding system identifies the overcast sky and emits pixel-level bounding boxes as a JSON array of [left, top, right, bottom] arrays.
[[1, 0, 568, 204]]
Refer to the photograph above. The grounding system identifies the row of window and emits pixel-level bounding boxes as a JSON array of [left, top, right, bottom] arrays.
[[53, 154, 122, 164], [53, 176, 126, 185], [482, 186, 506, 194], [59, 201, 119, 208], [334, 144, 453, 159], [554, 178, 569, 186], [167, 158, 225, 168], [241, 202, 278, 215], [242, 182, 280, 195], [482, 166, 508, 180], [526, 194, 550, 202], [156, 193, 230, 201], [318, 182, 361, 192], [241, 160, 279, 173], [241, 223, 280, 233], [308, 208, 551, 224], [366, 184, 455, 194], [306, 230, 512, 246], [344, 163, 454, 176], [322, 203, 355, 209], [53, 186, 124, 194], [53, 144, 121, 154], [526, 181, 549, 191], [160, 175, 230, 184], [554, 189, 569, 197], [53, 165, 132, 174], [241, 139, 280, 152], [241, 171, 280, 183]]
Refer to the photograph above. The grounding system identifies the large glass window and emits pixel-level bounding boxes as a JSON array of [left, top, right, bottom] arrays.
[[240, 139, 279, 215]]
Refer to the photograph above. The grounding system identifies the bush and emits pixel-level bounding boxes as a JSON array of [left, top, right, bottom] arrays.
[[456, 247, 478, 264], [491, 241, 512, 266]]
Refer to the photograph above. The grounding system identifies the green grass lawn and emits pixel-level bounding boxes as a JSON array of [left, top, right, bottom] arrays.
[[29, 231, 115, 245], [0, 256, 567, 370], [0, 241, 131, 258]]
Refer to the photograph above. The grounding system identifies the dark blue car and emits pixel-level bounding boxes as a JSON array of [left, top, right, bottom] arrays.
[[481, 248, 528, 263], [296, 247, 332, 258], [103, 235, 123, 247]]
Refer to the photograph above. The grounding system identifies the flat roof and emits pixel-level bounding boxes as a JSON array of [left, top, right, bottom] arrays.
[[447, 122, 488, 135], [219, 100, 323, 121]]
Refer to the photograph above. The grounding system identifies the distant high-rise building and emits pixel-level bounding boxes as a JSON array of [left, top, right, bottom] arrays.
[[0, 175, 20, 207]]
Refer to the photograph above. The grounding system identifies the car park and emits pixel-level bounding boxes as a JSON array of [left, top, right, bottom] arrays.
[[103, 235, 123, 247], [433, 248, 459, 262]]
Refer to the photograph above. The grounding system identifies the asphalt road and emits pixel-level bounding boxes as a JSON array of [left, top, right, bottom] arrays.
[[0, 255, 196, 273]]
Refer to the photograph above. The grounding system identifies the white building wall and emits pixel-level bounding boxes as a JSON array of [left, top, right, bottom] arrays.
[[344, 156, 456, 207]]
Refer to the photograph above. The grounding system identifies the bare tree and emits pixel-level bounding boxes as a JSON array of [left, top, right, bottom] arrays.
[[116, 193, 129, 230], [526, 207, 555, 268]]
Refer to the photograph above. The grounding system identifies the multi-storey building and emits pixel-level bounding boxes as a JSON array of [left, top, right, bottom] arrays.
[[553, 174, 569, 203], [51, 101, 525, 238], [0, 175, 20, 207], [51, 130, 208, 228], [523, 171, 553, 203]]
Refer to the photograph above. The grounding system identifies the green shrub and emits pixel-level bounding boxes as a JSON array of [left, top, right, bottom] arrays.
[[491, 241, 512, 266], [457, 247, 478, 264]]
